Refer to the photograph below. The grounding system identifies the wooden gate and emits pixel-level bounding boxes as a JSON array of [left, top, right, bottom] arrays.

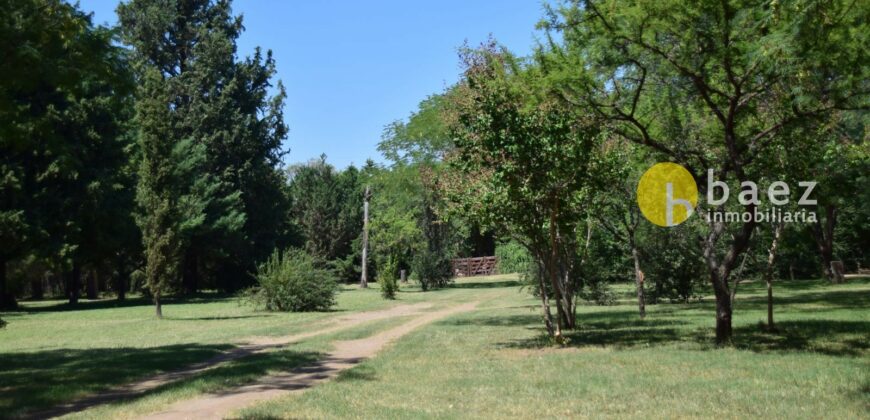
[[451, 256, 498, 277]]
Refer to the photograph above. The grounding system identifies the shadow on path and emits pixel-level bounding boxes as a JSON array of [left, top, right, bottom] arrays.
[[1, 344, 229, 419]]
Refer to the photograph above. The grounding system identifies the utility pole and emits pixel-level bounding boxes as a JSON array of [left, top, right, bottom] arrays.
[[360, 185, 371, 288]]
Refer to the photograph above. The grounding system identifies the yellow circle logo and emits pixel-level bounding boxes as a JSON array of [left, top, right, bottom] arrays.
[[636, 163, 698, 227]]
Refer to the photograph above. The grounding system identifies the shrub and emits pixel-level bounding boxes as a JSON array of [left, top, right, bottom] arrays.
[[244, 249, 338, 312], [578, 281, 617, 306], [640, 226, 706, 303], [495, 240, 532, 274], [378, 257, 399, 299], [413, 247, 452, 291]]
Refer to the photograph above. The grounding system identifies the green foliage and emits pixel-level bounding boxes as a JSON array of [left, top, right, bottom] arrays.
[[378, 257, 399, 299], [412, 171, 455, 291], [0, 0, 137, 306], [244, 249, 338, 312], [494, 241, 532, 274], [640, 225, 706, 303], [118, 0, 289, 298], [576, 225, 628, 306], [369, 163, 424, 273], [286, 157, 363, 281], [119, 0, 289, 300], [577, 282, 617, 306], [378, 93, 454, 165], [538, 0, 867, 341], [412, 247, 452, 292], [445, 44, 607, 332], [376, 92, 476, 290], [365, 160, 463, 291]]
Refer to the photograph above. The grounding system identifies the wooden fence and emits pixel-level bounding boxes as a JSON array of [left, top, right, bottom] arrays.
[[451, 256, 498, 277]]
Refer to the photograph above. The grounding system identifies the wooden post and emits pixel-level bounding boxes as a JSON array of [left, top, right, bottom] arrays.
[[360, 186, 371, 288]]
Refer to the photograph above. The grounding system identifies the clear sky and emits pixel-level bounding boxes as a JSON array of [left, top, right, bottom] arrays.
[[78, 0, 547, 169]]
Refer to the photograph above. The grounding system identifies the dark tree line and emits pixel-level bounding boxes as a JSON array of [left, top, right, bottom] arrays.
[[0, 0, 293, 316], [1, 0, 137, 308]]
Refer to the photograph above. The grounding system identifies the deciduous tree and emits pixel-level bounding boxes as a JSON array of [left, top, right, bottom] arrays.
[[540, 0, 867, 343]]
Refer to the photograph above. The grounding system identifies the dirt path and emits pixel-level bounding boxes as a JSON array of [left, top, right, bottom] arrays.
[[138, 301, 479, 420], [32, 302, 432, 420]]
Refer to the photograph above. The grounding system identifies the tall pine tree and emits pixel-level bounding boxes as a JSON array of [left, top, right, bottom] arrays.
[[119, 0, 288, 316], [1, 0, 134, 308]]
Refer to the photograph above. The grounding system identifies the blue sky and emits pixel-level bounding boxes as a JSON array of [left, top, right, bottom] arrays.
[[79, 0, 547, 169]]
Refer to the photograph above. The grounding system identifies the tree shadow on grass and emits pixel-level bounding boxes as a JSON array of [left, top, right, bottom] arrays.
[[12, 346, 323, 419], [735, 290, 870, 312], [169, 315, 273, 321], [467, 306, 868, 357], [0, 344, 230, 418], [13, 293, 235, 313], [475, 312, 691, 350], [729, 320, 870, 357], [449, 280, 522, 289], [497, 316, 869, 356]]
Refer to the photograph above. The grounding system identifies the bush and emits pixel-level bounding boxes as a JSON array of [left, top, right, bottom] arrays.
[[413, 247, 452, 291], [640, 226, 706, 303], [495, 240, 532, 274], [577, 228, 626, 306], [378, 257, 399, 299], [243, 249, 338, 312], [578, 281, 617, 306]]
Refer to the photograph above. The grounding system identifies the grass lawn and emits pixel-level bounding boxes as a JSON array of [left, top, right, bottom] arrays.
[[1, 275, 868, 418], [0, 281, 487, 418], [239, 276, 869, 419]]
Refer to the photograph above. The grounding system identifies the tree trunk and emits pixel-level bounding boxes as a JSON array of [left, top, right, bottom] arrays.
[[86, 270, 99, 300], [730, 253, 751, 309], [547, 204, 570, 337], [715, 293, 733, 344], [31, 277, 44, 300], [182, 252, 199, 295], [98, 269, 108, 293], [400, 269, 407, 283], [764, 223, 783, 330], [67, 262, 81, 304], [534, 259, 555, 338], [704, 216, 755, 345], [360, 186, 370, 288], [0, 258, 16, 309], [810, 205, 837, 282], [631, 246, 645, 319], [819, 245, 834, 281], [116, 273, 127, 301], [154, 294, 163, 319], [830, 261, 846, 284], [115, 254, 128, 301]]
